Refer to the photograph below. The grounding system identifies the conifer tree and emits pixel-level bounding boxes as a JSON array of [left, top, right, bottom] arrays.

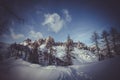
[[65, 35, 73, 65]]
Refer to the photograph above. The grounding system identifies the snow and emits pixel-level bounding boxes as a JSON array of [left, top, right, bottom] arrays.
[[53, 46, 66, 59], [38, 45, 98, 64], [20, 42, 28, 46], [0, 58, 91, 80], [1, 41, 119, 80], [72, 48, 98, 64], [38, 44, 48, 52], [10, 40, 98, 65], [50, 46, 98, 64], [0, 56, 120, 80]]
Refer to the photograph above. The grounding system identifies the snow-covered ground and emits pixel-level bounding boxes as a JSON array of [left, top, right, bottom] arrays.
[[0, 42, 120, 80], [0, 56, 120, 80]]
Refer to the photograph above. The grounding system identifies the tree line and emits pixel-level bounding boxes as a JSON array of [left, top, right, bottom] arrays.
[[91, 27, 120, 61], [5, 36, 74, 66]]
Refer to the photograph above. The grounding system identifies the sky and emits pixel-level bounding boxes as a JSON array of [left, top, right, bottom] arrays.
[[0, 0, 120, 45]]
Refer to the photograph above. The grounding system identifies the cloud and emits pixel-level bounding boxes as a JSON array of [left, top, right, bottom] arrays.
[[42, 13, 64, 33], [29, 30, 43, 40], [63, 9, 72, 22], [10, 28, 25, 40], [42, 9, 72, 33]]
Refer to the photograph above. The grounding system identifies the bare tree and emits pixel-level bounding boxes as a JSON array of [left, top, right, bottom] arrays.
[[101, 30, 112, 58], [110, 27, 120, 55], [91, 31, 102, 60]]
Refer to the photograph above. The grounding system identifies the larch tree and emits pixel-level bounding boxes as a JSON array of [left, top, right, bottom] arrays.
[[101, 30, 112, 58], [91, 31, 102, 61], [110, 27, 120, 55]]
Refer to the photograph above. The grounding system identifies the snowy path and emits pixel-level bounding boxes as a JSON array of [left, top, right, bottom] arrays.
[[0, 56, 120, 80]]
